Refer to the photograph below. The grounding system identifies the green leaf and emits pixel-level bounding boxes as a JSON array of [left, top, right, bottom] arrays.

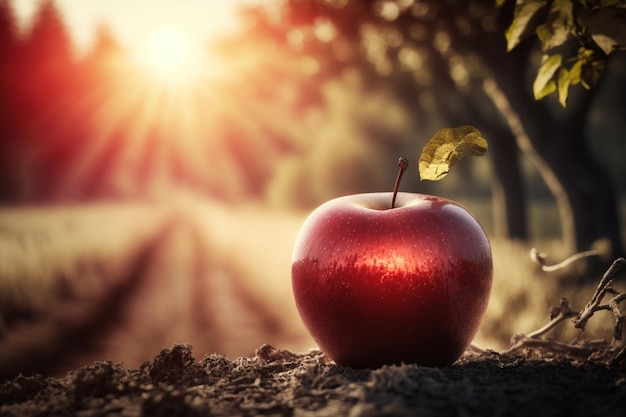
[[418, 125, 488, 181], [533, 54, 562, 100], [505, 0, 548, 51], [577, 47, 594, 60], [535, 0, 574, 51], [580, 58, 606, 89], [568, 58, 584, 85], [557, 67, 571, 107]]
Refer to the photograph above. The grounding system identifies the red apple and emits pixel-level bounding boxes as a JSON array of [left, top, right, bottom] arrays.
[[291, 192, 492, 368]]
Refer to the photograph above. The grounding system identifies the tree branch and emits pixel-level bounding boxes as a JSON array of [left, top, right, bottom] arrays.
[[501, 257, 626, 364], [573, 258, 626, 340]]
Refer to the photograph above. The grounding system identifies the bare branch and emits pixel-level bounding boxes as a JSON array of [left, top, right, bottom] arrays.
[[530, 247, 605, 272], [608, 293, 626, 341], [526, 298, 578, 339], [502, 258, 626, 365], [612, 347, 626, 366], [503, 335, 599, 358], [573, 258, 626, 333]]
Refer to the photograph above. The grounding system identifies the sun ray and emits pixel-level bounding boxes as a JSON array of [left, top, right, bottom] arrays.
[[24, 18, 310, 201]]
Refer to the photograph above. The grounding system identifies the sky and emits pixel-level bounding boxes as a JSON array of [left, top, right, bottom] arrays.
[[12, 0, 267, 55]]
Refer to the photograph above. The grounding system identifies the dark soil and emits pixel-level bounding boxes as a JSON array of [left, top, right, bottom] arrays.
[[2, 343, 625, 417]]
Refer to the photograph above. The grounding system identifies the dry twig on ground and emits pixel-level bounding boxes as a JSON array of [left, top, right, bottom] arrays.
[[503, 255, 626, 365]]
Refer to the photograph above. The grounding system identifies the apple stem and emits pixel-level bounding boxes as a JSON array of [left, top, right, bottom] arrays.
[[391, 157, 409, 209]]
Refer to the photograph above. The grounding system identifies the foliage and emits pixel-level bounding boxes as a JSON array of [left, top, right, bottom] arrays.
[[504, 0, 626, 106]]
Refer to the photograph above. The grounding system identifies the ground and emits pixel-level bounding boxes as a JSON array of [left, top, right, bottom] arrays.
[[1, 343, 625, 416]]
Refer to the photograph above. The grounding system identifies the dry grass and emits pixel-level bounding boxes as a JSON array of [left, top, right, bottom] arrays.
[[0, 204, 168, 331]]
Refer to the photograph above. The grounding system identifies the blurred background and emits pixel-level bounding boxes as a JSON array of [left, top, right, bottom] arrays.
[[0, 0, 625, 378]]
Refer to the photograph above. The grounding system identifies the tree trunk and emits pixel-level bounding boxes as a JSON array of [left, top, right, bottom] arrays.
[[484, 77, 573, 252], [487, 65, 624, 262], [472, 3, 625, 262], [487, 125, 527, 240], [524, 94, 624, 260]]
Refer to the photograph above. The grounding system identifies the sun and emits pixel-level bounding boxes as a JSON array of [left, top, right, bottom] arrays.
[[136, 27, 198, 86]]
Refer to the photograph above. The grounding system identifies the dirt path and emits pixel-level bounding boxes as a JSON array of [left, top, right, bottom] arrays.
[[0, 199, 312, 380]]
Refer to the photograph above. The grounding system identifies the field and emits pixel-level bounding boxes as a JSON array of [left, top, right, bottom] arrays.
[[0, 195, 623, 381]]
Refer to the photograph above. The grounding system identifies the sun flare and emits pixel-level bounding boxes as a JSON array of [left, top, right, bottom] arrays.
[[137, 27, 199, 86]]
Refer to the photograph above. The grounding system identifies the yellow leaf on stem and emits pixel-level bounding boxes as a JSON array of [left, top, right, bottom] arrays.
[[418, 125, 488, 181]]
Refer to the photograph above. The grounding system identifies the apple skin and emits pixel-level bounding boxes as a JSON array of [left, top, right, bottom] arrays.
[[291, 192, 492, 368]]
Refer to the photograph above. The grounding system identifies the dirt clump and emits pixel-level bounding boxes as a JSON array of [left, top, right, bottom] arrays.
[[1, 343, 625, 417]]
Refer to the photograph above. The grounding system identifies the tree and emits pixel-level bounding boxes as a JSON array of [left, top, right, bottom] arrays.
[[83, 23, 125, 71], [495, 0, 626, 260], [235, 0, 624, 262], [0, 0, 16, 51], [503, 0, 626, 107], [15, 0, 80, 201], [19, 0, 75, 115], [0, 0, 20, 200], [26, 0, 72, 63]]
